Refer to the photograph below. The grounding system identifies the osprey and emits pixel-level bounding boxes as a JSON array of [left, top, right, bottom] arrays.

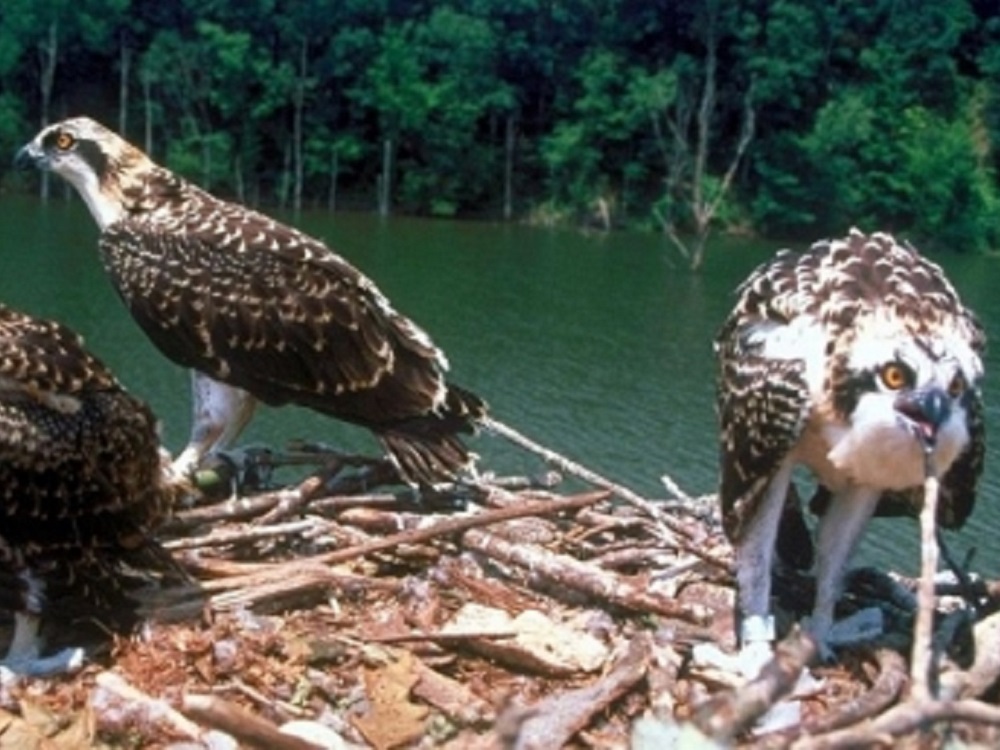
[[17, 117, 486, 486], [715, 229, 984, 667], [0, 303, 178, 675]]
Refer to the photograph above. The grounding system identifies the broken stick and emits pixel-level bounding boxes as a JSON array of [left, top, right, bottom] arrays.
[[481, 416, 686, 541], [911, 470, 940, 702], [462, 527, 710, 624]]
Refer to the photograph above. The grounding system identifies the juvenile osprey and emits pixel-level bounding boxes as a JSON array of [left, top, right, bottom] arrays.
[[716, 229, 984, 665], [17, 117, 486, 486], [0, 303, 178, 675]]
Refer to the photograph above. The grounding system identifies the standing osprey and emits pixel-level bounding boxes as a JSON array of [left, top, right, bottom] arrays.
[[716, 229, 984, 667], [0, 303, 178, 675], [16, 117, 486, 487]]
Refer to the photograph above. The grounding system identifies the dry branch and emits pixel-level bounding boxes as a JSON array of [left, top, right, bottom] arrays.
[[252, 488, 610, 574], [911, 471, 941, 702], [482, 417, 687, 541], [795, 698, 1000, 749], [509, 632, 653, 749], [694, 626, 818, 741], [94, 671, 206, 741], [164, 518, 323, 551], [181, 694, 325, 750], [802, 648, 907, 736], [462, 527, 711, 624]]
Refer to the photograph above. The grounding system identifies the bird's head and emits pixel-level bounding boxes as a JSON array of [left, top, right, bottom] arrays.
[[826, 316, 982, 485], [15, 117, 152, 230]]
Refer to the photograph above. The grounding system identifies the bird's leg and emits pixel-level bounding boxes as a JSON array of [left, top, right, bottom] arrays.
[[693, 463, 793, 677], [171, 372, 256, 479], [1, 612, 83, 678], [734, 463, 797, 674], [810, 488, 883, 656]]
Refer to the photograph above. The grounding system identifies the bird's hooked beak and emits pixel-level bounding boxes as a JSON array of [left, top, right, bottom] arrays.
[[14, 141, 44, 172], [895, 387, 951, 450]]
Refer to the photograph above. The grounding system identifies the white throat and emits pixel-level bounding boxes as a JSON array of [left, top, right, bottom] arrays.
[[58, 166, 123, 230]]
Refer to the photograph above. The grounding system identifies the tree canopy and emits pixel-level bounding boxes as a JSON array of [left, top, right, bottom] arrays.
[[2, 0, 999, 253]]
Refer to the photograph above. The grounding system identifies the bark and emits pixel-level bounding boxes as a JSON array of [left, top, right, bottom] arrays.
[[504, 112, 516, 220], [652, 3, 755, 271], [38, 20, 59, 201], [119, 37, 131, 135], [141, 67, 153, 154], [328, 149, 339, 212], [292, 37, 307, 214], [378, 136, 393, 217]]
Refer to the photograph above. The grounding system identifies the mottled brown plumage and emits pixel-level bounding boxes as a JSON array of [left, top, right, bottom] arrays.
[[17, 117, 486, 486], [0, 304, 178, 668], [715, 228, 984, 662]]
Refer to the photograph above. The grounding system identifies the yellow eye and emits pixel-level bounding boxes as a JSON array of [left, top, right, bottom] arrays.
[[879, 362, 909, 390], [948, 373, 966, 398], [55, 132, 75, 150]]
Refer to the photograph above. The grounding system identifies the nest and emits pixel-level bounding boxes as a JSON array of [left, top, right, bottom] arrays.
[[1, 437, 999, 749]]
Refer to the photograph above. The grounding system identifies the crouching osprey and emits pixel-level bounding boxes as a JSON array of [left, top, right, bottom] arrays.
[[17, 117, 486, 487], [715, 229, 984, 670], [0, 303, 180, 675]]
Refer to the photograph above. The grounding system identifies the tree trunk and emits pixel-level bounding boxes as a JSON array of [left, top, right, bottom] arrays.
[[119, 37, 132, 135], [328, 149, 339, 212], [503, 112, 515, 220], [234, 153, 245, 203], [141, 67, 153, 155], [279, 139, 291, 209], [378, 137, 392, 217], [38, 20, 59, 201], [654, 1, 754, 272], [202, 138, 211, 191], [292, 37, 307, 214]]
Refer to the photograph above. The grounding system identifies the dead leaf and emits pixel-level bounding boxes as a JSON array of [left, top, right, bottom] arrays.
[[351, 650, 429, 750]]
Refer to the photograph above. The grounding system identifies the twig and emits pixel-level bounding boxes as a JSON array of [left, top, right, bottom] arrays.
[[95, 671, 206, 740], [481, 416, 686, 541], [364, 630, 516, 644], [509, 632, 653, 749], [307, 488, 610, 562], [694, 626, 818, 741], [165, 490, 292, 532], [196, 490, 611, 593], [254, 475, 328, 524], [794, 698, 1000, 749], [229, 677, 310, 719], [462, 528, 711, 624], [911, 471, 940, 702], [181, 694, 323, 750], [801, 648, 907, 736], [164, 519, 323, 550]]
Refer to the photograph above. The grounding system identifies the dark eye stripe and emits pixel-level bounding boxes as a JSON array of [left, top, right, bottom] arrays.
[[42, 130, 65, 150], [75, 140, 109, 180]]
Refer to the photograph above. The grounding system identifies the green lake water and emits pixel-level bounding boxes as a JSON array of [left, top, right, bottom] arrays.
[[2, 192, 999, 578]]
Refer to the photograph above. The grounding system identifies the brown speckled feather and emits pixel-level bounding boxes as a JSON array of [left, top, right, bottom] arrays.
[[0, 304, 179, 626], [716, 229, 985, 542], [103, 168, 484, 484], [17, 117, 488, 485]]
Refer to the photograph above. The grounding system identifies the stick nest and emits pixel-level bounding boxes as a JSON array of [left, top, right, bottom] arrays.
[[2, 445, 999, 749]]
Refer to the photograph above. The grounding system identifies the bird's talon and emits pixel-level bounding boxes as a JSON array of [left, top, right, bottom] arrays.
[[1, 647, 85, 678]]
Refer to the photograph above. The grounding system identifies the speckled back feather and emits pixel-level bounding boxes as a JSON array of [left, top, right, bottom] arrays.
[[0, 304, 181, 628], [97, 135, 485, 485]]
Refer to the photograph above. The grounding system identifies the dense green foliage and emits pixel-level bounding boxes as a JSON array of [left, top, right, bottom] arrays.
[[2, 0, 1000, 251]]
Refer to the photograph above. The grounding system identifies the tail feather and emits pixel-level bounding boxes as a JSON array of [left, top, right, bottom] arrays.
[[377, 382, 487, 486]]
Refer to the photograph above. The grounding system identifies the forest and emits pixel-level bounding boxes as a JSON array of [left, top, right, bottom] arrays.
[[2, 0, 1000, 267]]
